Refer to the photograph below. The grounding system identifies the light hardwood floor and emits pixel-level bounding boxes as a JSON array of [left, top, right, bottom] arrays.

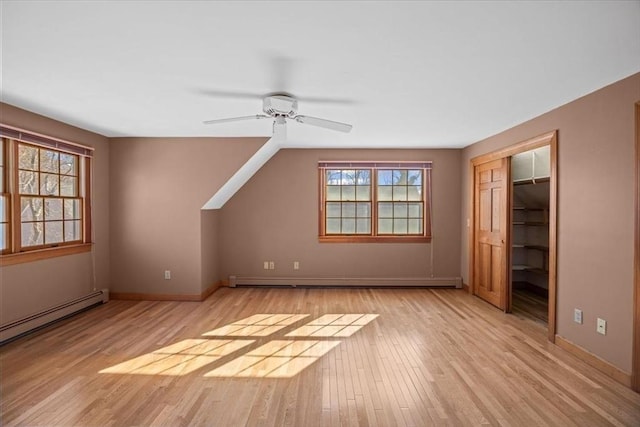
[[1, 287, 639, 426], [512, 288, 549, 324]]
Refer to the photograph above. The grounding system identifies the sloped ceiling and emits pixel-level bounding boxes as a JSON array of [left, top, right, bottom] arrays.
[[1, 1, 639, 148]]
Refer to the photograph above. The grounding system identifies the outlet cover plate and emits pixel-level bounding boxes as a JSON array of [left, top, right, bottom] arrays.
[[573, 309, 583, 324], [596, 318, 606, 335]]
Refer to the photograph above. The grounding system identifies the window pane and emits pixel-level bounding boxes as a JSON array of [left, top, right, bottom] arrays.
[[355, 185, 370, 201], [45, 198, 63, 220], [342, 202, 356, 218], [326, 218, 341, 234], [408, 203, 422, 218], [21, 197, 44, 221], [326, 186, 341, 201], [378, 202, 393, 218], [407, 170, 422, 184], [378, 218, 392, 234], [40, 150, 59, 173], [392, 186, 407, 201], [326, 202, 341, 218], [45, 221, 64, 244], [64, 199, 82, 219], [341, 185, 355, 201], [60, 176, 77, 197], [60, 153, 78, 175], [326, 170, 341, 185], [355, 170, 370, 185], [394, 218, 408, 234], [341, 170, 356, 185], [378, 170, 393, 185], [356, 218, 370, 234], [356, 202, 370, 218], [0, 196, 6, 222], [342, 218, 356, 234], [18, 145, 39, 170], [0, 224, 6, 250], [40, 173, 60, 196], [64, 220, 82, 242], [407, 185, 422, 201], [19, 171, 39, 194], [22, 222, 44, 247], [393, 170, 407, 185], [394, 203, 408, 217], [408, 219, 422, 234], [378, 186, 392, 201]]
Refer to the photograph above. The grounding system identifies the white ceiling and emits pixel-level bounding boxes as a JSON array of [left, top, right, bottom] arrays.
[[1, 1, 639, 149]]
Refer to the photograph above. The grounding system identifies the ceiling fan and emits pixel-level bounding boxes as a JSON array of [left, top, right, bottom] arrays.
[[203, 94, 353, 133]]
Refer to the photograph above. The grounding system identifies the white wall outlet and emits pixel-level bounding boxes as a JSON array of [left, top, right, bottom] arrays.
[[263, 261, 269, 270], [164, 270, 171, 280], [293, 261, 299, 270], [269, 261, 275, 270], [596, 318, 606, 335], [573, 309, 583, 324]]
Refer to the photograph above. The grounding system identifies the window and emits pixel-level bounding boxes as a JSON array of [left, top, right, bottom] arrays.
[[319, 162, 432, 242], [18, 143, 82, 247], [0, 125, 93, 264], [0, 139, 8, 253]]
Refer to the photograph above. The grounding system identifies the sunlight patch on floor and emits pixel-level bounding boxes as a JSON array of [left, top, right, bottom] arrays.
[[285, 314, 379, 337], [100, 313, 378, 378], [202, 314, 309, 337], [99, 339, 254, 376], [204, 340, 342, 378]]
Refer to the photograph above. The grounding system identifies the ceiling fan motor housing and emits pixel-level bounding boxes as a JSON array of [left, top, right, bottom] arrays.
[[263, 95, 298, 117]]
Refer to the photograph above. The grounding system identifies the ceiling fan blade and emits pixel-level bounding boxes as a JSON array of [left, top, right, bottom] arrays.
[[203, 114, 269, 125], [195, 89, 264, 100], [197, 88, 355, 105], [294, 95, 356, 105], [294, 115, 352, 133]]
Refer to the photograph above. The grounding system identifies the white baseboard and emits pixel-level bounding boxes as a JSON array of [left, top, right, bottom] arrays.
[[229, 276, 462, 288], [0, 289, 107, 344]]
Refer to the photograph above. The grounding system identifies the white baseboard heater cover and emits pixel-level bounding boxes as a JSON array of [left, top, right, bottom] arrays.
[[0, 289, 109, 344], [229, 276, 462, 288]]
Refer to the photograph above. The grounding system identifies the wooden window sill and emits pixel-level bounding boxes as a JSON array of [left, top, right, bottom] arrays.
[[319, 236, 432, 243], [0, 243, 92, 266]]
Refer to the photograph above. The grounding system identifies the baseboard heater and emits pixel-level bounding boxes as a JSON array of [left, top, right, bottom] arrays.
[[229, 276, 462, 288], [0, 289, 109, 345]]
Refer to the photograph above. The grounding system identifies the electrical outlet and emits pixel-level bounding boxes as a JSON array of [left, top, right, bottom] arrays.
[[596, 318, 606, 335], [293, 261, 299, 270], [269, 261, 275, 270], [164, 270, 171, 280], [573, 309, 582, 324], [263, 261, 269, 270]]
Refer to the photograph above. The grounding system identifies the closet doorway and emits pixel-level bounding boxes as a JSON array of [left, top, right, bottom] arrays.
[[511, 146, 551, 323], [470, 131, 557, 342]]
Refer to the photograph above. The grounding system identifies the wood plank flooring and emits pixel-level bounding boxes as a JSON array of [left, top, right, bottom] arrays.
[[1, 287, 639, 426], [512, 288, 549, 323]]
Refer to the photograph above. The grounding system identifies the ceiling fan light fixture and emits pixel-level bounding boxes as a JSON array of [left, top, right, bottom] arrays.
[[263, 95, 298, 117]]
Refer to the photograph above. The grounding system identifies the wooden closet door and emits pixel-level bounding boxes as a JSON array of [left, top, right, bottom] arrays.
[[473, 158, 509, 310]]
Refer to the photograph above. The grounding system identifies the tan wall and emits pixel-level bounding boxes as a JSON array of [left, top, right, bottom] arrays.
[[0, 103, 110, 324], [219, 148, 462, 280], [109, 137, 265, 295], [461, 72, 640, 373], [200, 209, 220, 292]]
